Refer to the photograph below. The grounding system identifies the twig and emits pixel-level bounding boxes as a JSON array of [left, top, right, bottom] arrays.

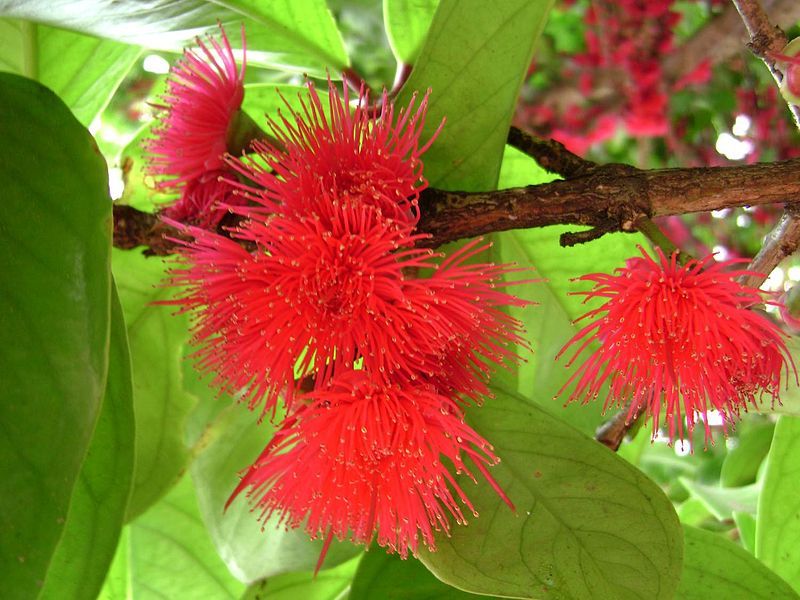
[[634, 216, 689, 264], [506, 127, 598, 178], [596, 403, 646, 452], [508, 129, 686, 258], [733, 0, 800, 287]]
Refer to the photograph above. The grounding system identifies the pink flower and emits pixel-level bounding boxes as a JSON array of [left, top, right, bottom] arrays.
[[558, 247, 795, 441], [227, 370, 511, 568], [227, 79, 438, 226], [144, 25, 245, 193]]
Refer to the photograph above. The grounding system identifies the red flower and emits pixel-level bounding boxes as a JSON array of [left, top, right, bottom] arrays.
[[144, 25, 245, 192], [228, 371, 511, 568], [398, 238, 531, 402], [558, 247, 795, 441], [162, 170, 242, 229], [227, 79, 438, 226], [166, 199, 527, 416]]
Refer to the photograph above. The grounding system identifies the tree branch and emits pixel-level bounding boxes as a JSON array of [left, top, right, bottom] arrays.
[[114, 157, 800, 254], [417, 158, 800, 248], [740, 205, 800, 288]]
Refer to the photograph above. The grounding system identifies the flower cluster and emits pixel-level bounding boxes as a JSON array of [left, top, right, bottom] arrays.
[[146, 24, 799, 570], [558, 247, 795, 442], [152, 28, 528, 563]]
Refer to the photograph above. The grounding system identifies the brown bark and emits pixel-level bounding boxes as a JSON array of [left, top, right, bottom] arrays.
[[417, 158, 800, 248], [114, 157, 800, 254]]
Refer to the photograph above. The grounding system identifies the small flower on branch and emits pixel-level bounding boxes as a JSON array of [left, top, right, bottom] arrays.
[[144, 24, 251, 227], [558, 246, 796, 442]]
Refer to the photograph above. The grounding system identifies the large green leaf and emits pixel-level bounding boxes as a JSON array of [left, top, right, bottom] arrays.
[[0, 19, 141, 125], [0, 72, 111, 599], [677, 525, 798, 599], [243, 555, 361, 600], [112, 249, 197, 520], [0, 0, 348, 73], [40, 285, 135, 600], [734, 511, 757, 554], [241, 82, 330, 120], [383, 0, 439, 64], [98, 475, 245, 599], [506, 225, 646, 321], [396, 0, 554, 191], [418, 386, 683, 600], [757, 415, 800, 593], [190, 403, 363, 583], [351, 552, 485, 599]]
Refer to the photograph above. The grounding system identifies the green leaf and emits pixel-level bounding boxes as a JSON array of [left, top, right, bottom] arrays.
[[243, 555, 361, 600], [487, 226, 606, 436], [212, 0, 348, 70], [720, 419, 774, 487], [680, 479, 759, 521], [0, 0, 348, 73], [40, 285, 135, 600], [241, 82, 330, 121], [0, 72, 111, 599], [734, 511, 757, 554], [190, 403, 363, 583], [396, 0, 554, 191], [112, 248, 197, 520], [351, 552, 485, 599], [676, 525, 798, 599], [0, 19, 141, 125], [757, 415, 800, 593], [98, 475, 245, 599], [383, 0, 439, 64], [419, 385, 683, 600], [508, 226, 646, 321], [676, 498, 713, 527], [97, 528, 130, 600]]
